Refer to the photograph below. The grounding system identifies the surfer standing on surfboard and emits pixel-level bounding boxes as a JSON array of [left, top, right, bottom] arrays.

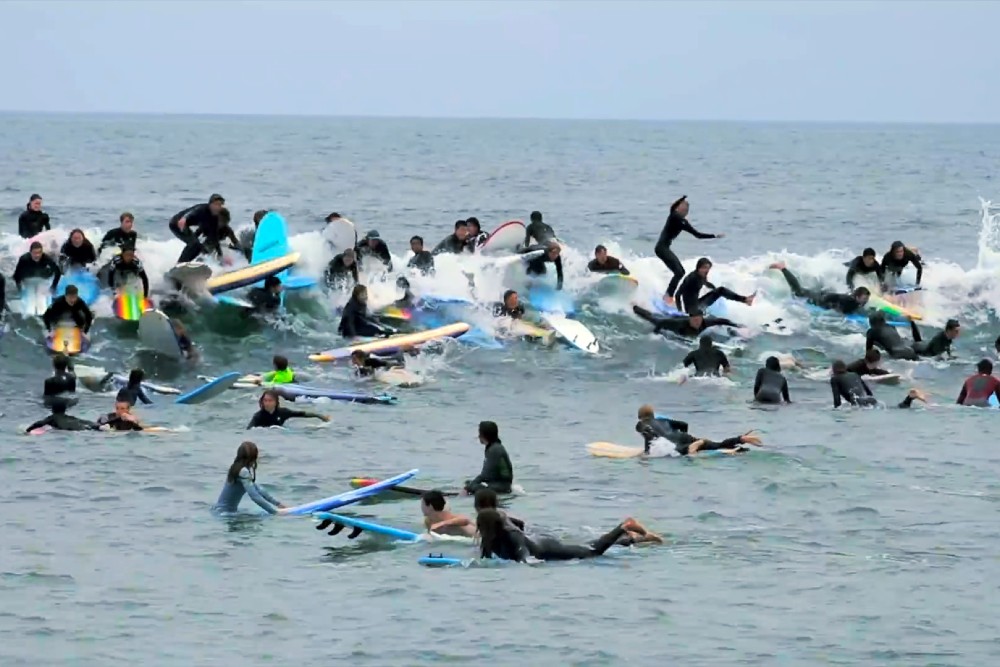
[[522, 210, 556, 252], [654, 196, 724, 306]]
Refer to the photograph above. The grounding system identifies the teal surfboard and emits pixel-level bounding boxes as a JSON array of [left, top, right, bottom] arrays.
[[313, 512, 421, 542], [252, 212, 316, 298]]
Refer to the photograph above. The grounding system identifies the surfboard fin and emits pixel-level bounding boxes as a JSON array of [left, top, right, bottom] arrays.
[[347, 526, 363, 540], [327, 523, 347, 536], [316, 519, 333, 531]]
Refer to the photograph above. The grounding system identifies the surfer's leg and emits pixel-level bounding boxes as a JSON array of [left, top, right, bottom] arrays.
[[177, 241, 205, 264], [656, 244, 686, 298], [698, 286, 753, 310]]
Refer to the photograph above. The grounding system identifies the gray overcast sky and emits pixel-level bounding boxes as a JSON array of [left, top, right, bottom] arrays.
[[3, 0, 998, 122]]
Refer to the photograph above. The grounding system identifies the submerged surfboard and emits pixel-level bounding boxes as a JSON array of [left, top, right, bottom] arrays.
[[175, 372, 241, 405], [313, 512, 421, 542]]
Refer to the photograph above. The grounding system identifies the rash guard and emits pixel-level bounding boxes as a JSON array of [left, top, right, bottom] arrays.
[[956, 374, 1000, 407], [212, 468, 282, 514]]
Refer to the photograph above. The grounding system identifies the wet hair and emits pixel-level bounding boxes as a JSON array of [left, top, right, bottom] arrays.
[[478, 420, 499, 443], [868, 311, 886, 325], [65, 285, 79, 296], [422, 490, 446, 512], [637, 404, 655, 420], [890, 241, 905, 251], [258, 389, 281, 409], [128, 369, 144, 384], [476, 509, 510, 559], [832, 359, 847, 374], [978, 358, 994, 375], [218, 207, 231, 225], [547, 241, 560, 253], [699, 334, 713, 348], [862, 247, 876, 257], [865, 348, 881, 363], [120, 211, 134, 223], [209, 193, 225, 204], [396, 275, 411, 290], [30, 241, 43, 251], [853, 286, 871, 298], [350, 349, 369, 362], [466, 217, 480, 230], [945, 319, 960, 332], [765, 356, 780, 371], [29, 193, 42, 203], [264, 276, 281, 289], [342, 248, 355, 260], [454, 219, 468, 230], [227, 441, 259, 483], [410, 235, 423, 245], [688, 309, 705, 318], [503, 289, 517, 302], [52, 354, 69, 372], [670, 195, 687, 213], [530, 211, 542, 223], [69, 227, 85, 240], [594, 244, 607, 254], [272, 355, 289, 371], [50, 400, 68, 415], [253, 209, 269, 226], [473, 487, 499, 511], [325, 212, 342, 222], [115, 398, 131, 409], [351, 284, 367, 301], [695, 257, 712, 270]]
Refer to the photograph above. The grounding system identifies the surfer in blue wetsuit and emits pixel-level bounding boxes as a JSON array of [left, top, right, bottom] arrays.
[[682, 335, 730, 376], [108, 245, 150, 298], [406, 236, 435, 274], [213, 441, 287, 514], [769, 262, 870, 315], [356, 230, 393, 271], [59, 229, 98, 270], [248, 276, 283, 312], [25, 399, 101, 433], [116, 369, 153, 406], [18, 194, 51, 239], [43, 286, 94, 334], [675, 258, 755, 315], [655, 196, 723, 305], [43, 354, 77, 408], [465, 217, 489, 251], [525, 242, 564, 290], [635, 404, 761, 456], [881, 241, 923, 287], [98, 212, 139, 254], [338, 285, 394, 338], [588, 245, 629, 275], [753, 356, 791, 404], [845, 248, 886, 290], [246, 390, 330, 429], [13, 242, 61, 292], [433, 220, 470, 255], [633, 305, 739, 338], [464, 421, 514, 495], [325, 248, 360, 288]]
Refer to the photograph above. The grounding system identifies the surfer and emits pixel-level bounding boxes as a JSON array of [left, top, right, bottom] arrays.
[[392, 276, 420, 310], [956, 359, 1000, 407], [18, 194, 51, 239], [116, 369, 153, 406], [845, 248, 886, 290], [170, 319, 197, 361], [13, 242, 62, 292], [59, 229, 98, 270], [25, 399, 101, 433], [464, 421, 514, 495], [169, 193, 225, 247], [325, 248, 360, 288], [753, 356, 791, 404], [108, 245, 150, 298], [43, 286, 94, 334], [588, 245, 630, 275], [525, 242, 564, 290], [769, 262, 871, 315], [43, 354, 77, 408], [465, 217, 489, 251], [0, 274, 6, 316], [474, 488, 527, 530], [682, 335, 730, 376], [213, 441, 287, 514], [493, 289, 526, 319], [180, 206, 241, 264], [350, 349, 405, 378], [248, 276, 283, 312], [523, 211, 556, 251], [356, 230, 393, 271], [338, 285, 394, 338], [247, 390, 331, 429], [421, 490, 477, 538], [830, 359, 876, 407], [253, 355, 297, 385], [911, 319, 959, 359], [239, 209, 270, 260], [633, 305, 740, 338], [675, 258, 755, 315], [96, 398, 145, 432], [655, 196, 723, 305], [881, 241, 923, 287], [406, 236, 435, 274], [98, 212, 139, 254], [846, 349, 893, 377], [865, 312, 925, 361], [433, 220, 470, 255], [635, 404, 761, 456]]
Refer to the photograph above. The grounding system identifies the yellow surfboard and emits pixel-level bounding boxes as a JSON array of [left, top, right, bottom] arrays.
[[47, 325, 87, 356], [309, 322, 470, 363], [586, 441, 644, 459], [206, 252, 301, 295]]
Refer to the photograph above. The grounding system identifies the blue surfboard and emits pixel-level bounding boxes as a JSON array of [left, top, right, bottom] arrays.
[[419, 555, 465, 567], [56, 270, 101, 306], [175, 372, 241, 405], [990, 394, 998, 408], [313, 512, 421, 542], [252, 212, 315, 295], [284, 469, 419, 516]]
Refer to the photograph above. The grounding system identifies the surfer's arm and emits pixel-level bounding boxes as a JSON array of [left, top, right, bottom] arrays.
[[865, 329, 877, 351], [682, 351, 696, 368], [680, 219, 715, 240], [48, 260, 62, 291], [429, 516, 473, 532], [81, 303, 94, 333], [956, 385, 967, 405], [781, 378, 791, 403], [910, 251, 923, 285], [239, 477, 280, 514], [288, 409, 330, 423], [136, 387, 153, 405], [861, 379, 873, 397], [831, 379, 844, 408], [554, 256, 564, 290], [25, 416, 54, 433], [138, 269, 150, 297]]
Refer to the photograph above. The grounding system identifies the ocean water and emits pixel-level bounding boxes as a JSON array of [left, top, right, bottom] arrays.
[[2, 114, 1000, 666]]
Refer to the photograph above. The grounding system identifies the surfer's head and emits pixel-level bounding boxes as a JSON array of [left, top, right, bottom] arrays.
[[421, 490, 447, 517], [115, 399, 132, 418], [945, 319, 961, 340], [862, 247, 877, 267], [594, 244, 608, 263], [546, 241, 561, 259], [637, 404, 655, 421], [687, 308, 705, 329], [466, 217, 481, 234], [325, 212, 342, 223], [364, 230, 381, 247], [350, 350, 369, 367], [63, 285, 79, 306], [502, 290, 519, 311], [454, 219, 469, 241], [868, 310, 886, 326], [29, 241, 43, 261], [208, 193, 225, 215], [52, 354, 70, 373], [28, 193, 42, 212], [342, 248, 356, 266], [218, 207, 231, 227], [473, 487, 499, 512], [264, 276, 282, 293], [409, 235, 424, 253], [478, 420, 499, 446], [272, 355, 289, 371], [69, 229, 85, 247], [259, 390, 280, 413], [670, 195, 688, 216], [252, 209, 269, 227], [120, 244, 136, 262], [890, 241, 905, 260], [765, 356, 781, 372], [530, 211, 542, 223], [699, 334, 713, 350], [228, 441, 260, 482], [865, 349, 881, 367], [119, 212, 134, 232], [695, 257, 712, 277], [128, 369, 145, 385], [352, 284, 367, 304], [852, 286, 871, 306], [978, 359, 994, 375], [831, 359, 847, 375]]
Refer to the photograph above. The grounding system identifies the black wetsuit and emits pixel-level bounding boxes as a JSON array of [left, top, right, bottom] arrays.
[[59, 240, 97, 269], [482, 522, 628, 562], [466, 231, 489, 252], [18, 207, 51, 238], [911, 324, 953, 358], [26, 413, 100, 432], [845, 256, 885, 288], [247, 407, 313, 429], [248, 288, 281, 312], [407, 250, 435, 274], [356, 240, 393, 271], [675, 271, 748, 315], [98, 228, 138, 254], [881, 249, 923, 286], [633, 305, 738, 338], [523, 221, 556, 250], [43, 296, 94, 333], [635, 417, 743, 455], [493, 302, 525, 319], [338, 298, 386, 338], [587, 257, 630, 275], [464, 439, 513, 494], [97, 412, 144, 432], [845, 359, 891, 377], [433, 233, 466, 255], [13, 252, 61, 291], [117, 384, 153, 407], [325, 254, 359, 287], [43, 372, 77, 408], [0, 274, 6, 314], [866, 320, 917, 361], [753, 368, 790, 403], [107, 256, 150, 296], [778, 268, 863, 314], [525, 253, 564, 290], [831, 371, 875, 408], [169, 203, 213, 243], [354, 356, 400, 378], [683, 344, 729, 376], [655, 211, 715, 297]]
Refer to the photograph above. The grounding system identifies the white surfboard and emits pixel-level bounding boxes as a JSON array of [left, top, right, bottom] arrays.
[[138, 309, 183, 359], [166, 262, 212, 291], [868, 373, 901, 385], [541, 313, 600, 354], [488, 248, 544, 269], [478, 220, 525, 255], [322, 217, 357, 252], [20, 279, 51, 317]]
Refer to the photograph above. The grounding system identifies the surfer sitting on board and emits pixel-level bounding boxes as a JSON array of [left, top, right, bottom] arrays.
[[846, 349, 893, 377], [588, 245, 630, 275], [116, 369, 154, 407], [632, 305, 739, 338], [525, 242, 565, 290], [406, 236, 435, 274], [465, 217, 489, 251], [247, 390, 330, 429], [25, 399, 101, 433], [338, 285, 394, 338], [682, 335, 731, 376], [881, 241, 923, 287], [212, 441, 287, 514], [248, 276, 283, 313], [43, 286, 94, 335], [96, 398, 145, 432], [433, 219, 470, 255], [831, 359, 928, 409], [355, 230, 393, 271], [59, 229, 98, 270], [769, 262, 870, 315], [98, 212, 139, 254], [845, 248, 886, 290], [676, 258, 755, 315], [325, 249, 360, 289], [108, 245, 150, 298], [753, 357, 791, 404], [636, 404, 761, 456], [43, 354, 77, 408], [421, 490, 477, 538], [18, 194, 51, 239], [464, 421, 514, 495], [13, 241, 62, 292], [956, 359, 1000, 408]]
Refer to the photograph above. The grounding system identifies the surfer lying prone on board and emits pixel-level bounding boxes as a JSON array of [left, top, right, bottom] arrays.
[[830, 360, 928, 409], [636, 405, 762, 456], [25, 399, 101, 433], [847, 349, 893, 377], [247, 390, 331, 429], [769, 262, 870, 315], [248, 276, 283, 313], [96, 398, 145, 432], [866, 314, 958, 361], [632, 305, 740, 338], [213, 441, 288, 515]]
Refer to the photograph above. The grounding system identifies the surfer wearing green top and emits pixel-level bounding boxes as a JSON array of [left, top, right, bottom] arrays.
[[253, 355, 297, 385], [463, 421, 513, 495]]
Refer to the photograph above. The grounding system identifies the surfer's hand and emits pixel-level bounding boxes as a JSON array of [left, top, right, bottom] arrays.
[[321, 415, 331, 422], [715, 233, 726, 238], [177, 218, 186, 230]]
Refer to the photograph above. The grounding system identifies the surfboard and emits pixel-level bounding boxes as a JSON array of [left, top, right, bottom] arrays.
[[506, 320, 557, 346], [989, 394, 998, 408], [491, 248, 544, 268], [46, 324, 87, 356], [174, 372, 241, 405], [591, 273, 639, 299], [137, 309, 183, 359], [868, 295, 921, 322], [282, 468, 419, 515], [349, 478, 459, 500], [166, 262, 213, 290], [56, 270, 101, 306], [20, 279, 51, 316], [205, 252, 301, 295], [868, 373, 902, 385], [379, 306, 413, 321], [322, 217, 357, 252], [587, 441, 644, 458], [374, 368, 422, 388], [419, 555, 466, 567], [526, 286, 577, 315], [251, 212, 314, 294], [478, 220, 525, 255], [270, 384, 397, 404], [542, 314, 600, 354], [313, 512, 421, 542], [309, 322, 471, 363], [113, 292, 149, 321]]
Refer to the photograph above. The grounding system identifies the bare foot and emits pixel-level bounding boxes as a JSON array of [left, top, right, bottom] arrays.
[[687, 439, 706, 455], [740, 430, 764, 447], [745, 291, 757, 306], [908, 388, 929, 403], [768, 262, 786, 271], [662, 294, 675, 306]]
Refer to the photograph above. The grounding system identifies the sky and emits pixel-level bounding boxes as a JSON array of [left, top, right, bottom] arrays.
[[3, 0, 999, 123]]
